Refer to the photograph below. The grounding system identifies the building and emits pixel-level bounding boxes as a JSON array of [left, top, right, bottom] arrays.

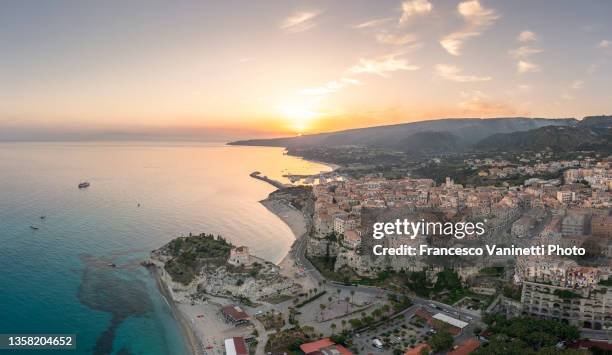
[[299, 338, 352, 355], [557, 191, 576, 204], [562, 213, 589, 236], [228, 246, 252, 267], [448, 338, 480, 355], [521, 281, 612, 330], [432, 313, 469, 335], [221, 305, 250, 326], [591, 215, 612, 238], [224, 337, 248, 355]]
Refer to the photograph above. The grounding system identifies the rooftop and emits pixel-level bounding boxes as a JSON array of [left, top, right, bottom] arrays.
[[433, 313, 468, 329], [448, 338, 480, 355]]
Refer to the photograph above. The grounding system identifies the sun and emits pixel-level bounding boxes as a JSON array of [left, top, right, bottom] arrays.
[[279, 104, 319, 132]]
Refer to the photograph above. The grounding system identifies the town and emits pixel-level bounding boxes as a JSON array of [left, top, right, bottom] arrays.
[[152, 148, 611, 355]]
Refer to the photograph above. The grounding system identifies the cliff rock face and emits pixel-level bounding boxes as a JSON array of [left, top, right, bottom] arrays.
[[194, 263, 302, 301], [152, 234, 302, 302], [307, 237, 336, 257]]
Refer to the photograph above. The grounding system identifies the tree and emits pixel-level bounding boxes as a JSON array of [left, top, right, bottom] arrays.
[[345, 296, 351, 312], [382, 304, 391, 315], [349, 318, 362, 329], [331, 323, 337, 335], [319, 304, 326, 319], [350, 290, 355, 304], [428, 330, 453, 353], [341, 319, 347, 331]]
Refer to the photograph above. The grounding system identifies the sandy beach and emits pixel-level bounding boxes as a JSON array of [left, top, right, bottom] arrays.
[[151, 261, 259, 355], [150, 266, 203, 355], [260, 198, 317, 290]]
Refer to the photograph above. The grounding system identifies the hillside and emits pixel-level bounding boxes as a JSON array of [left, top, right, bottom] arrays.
[[229, 117, 575, 154], [475, 116, 612, 152]]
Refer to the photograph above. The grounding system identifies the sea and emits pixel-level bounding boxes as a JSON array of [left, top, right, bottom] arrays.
[[0, 142, 331, 355]]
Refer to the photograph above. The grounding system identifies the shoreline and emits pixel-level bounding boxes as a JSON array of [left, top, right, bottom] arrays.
[[149, 154, 324, 355], [149, 265, 202, 355], [259, 198, 307, 263], [260, 195, 319, 300], [296, 156, 341, 173]]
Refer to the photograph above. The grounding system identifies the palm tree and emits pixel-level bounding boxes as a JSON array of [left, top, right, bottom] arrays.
[[341, 319, 346, 331], [350, 290, 355, 304], [330, 323, 337, 335], [336, 288, 341, 302], [345, 296, 350, 312], [382, 304, 391, 315], [319, 304, 326, 319], [328, 296, 333, 305]]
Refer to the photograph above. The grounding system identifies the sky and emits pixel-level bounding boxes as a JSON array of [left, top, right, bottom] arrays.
[[1, 0, 612, 140]]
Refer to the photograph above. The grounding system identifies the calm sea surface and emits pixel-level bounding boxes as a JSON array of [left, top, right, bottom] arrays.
[[0, 142, 330, 355]]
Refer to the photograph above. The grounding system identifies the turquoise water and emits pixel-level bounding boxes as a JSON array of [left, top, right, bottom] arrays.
[[0, 142, 330, 354]]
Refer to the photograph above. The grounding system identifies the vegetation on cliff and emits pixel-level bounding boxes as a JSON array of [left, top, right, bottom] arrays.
[[157, 233, 233, 285]]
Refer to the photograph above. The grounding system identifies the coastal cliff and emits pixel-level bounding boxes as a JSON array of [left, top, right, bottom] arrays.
[[150, 233, 302, 303]]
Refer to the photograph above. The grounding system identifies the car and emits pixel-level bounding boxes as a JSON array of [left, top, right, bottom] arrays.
[[255, 310, 263, 315], [372, 339, 384, 349]]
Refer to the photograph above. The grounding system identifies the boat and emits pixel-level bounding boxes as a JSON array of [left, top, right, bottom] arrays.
[[30, 225, 39, 230], [107, 263, 117, 268], [40, 215, 46, 220], [78, 182, 90, 189]]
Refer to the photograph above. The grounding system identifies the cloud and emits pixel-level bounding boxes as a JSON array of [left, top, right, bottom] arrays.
[[280, 11, 321, 33], [459, 90, 514, 115], [517, 60, 540, 73], [348, 54, 420, 77], [517, 30, 537, 42], [439, 0, 499, 56], [509, 46, 543, 59], [440, 32, 479, 56], [399, 0, 433, 24], [435, 64, 492, 82], [299, 78, 361, 96], [571, 80, 584, 90], [457, 0, 499, 26], [598, 40, 611, 49], [510, 31, 542, 73], [375, 32, 420, 46], [353, 18, 392, 29], [517, 84, 531, 90]]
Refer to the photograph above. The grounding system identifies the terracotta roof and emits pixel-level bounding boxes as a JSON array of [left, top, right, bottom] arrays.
[[221, 305, 249, 321], [448, 338, 480, 355], [405, 343, 430, 355], [224, 337, 248, 355], [300, 339, 334, 354], [414, 308, 433, 323], [569, 340, 612, 351], [300, 339, 352, 355]]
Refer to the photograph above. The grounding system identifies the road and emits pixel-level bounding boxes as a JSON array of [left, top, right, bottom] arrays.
[[292, 230, 481, 319]]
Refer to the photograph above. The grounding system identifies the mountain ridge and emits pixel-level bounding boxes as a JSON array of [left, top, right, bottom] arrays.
[[229, 117, 577, 154]]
